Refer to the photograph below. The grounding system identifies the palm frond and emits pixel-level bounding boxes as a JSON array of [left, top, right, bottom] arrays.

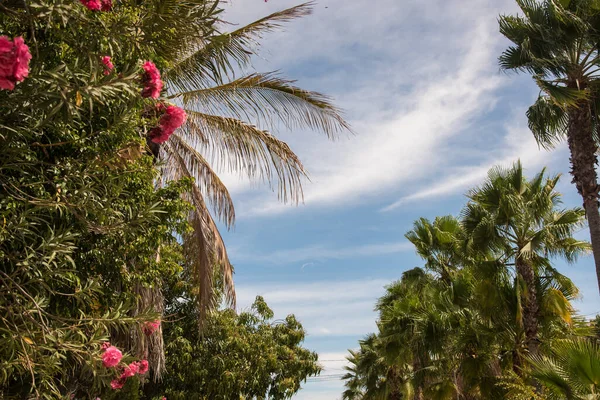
[[535, 76, 589, 107], [166, 2, 314, 90], [182, 110, 308, 204], [163, 135, 235, 227], [163, 143, 235, 327], [526, 95, 568, 149], [178, 72, 352, 137]]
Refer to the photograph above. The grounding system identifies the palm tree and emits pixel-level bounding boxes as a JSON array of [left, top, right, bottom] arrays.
[[377, 268, 449, 400], [342, 350, 367, 400], [498, 0, 600, 293], [531, 338, 600, 399], [149, 2, 352, 323], [342, 334, 408, 400], [405, 216, 465, 284], [462, 162, 589, 359]]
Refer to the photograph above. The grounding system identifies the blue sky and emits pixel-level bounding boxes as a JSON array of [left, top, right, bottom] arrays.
[[218, 1, 600, 398]]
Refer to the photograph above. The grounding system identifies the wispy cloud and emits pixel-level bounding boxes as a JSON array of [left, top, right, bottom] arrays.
[[237, 279, 388, 336], [382, 123, 569, 211], [230, 241, 411, 265], [218, 0, 529, 218]]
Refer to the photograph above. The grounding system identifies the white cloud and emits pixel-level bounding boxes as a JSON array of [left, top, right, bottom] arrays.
[[382, 123, 569, 210], [294, 352, 353, 400], [237, 279, 387, 337], [231, 241, 411, 265], [215, 0, 534, 219]]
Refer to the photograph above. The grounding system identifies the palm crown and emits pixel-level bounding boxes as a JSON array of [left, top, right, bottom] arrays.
[[155, 2, 351, 322], [499, 0, 600, 146]]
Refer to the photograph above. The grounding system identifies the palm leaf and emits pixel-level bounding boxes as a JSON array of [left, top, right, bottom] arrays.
[[162, 136, 235, 227], [178, 72, 352, 137], [165, 2, 314, 91], [526, 95, 568, 149], [182, 110, 308, 204], [535, 76, 589, 107], [162, 142, 235, 326]]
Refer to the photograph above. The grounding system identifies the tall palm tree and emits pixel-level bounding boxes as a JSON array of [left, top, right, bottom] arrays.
[[462, 162, 589, 359], [150, 2, 352, 323], [498, 0, 600, 293]]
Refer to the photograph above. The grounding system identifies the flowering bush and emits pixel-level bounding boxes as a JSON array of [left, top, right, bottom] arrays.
[[121, 362, 139, 378], [101, 0, 112, 11], [149, 106, 187, 144], [110, 378, 125, 390], [79, 0, 101, 10], [141, 61, 163, 99], [138, 360, 149, 375], [1, 0, 211, 398], [0, 36, 31, 90], [100, 343, 149, 391]]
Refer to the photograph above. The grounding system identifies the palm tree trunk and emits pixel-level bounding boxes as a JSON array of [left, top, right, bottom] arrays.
[[387, 366, 403, 400], [412, 356, 424, 400], [515, 258, 539, 358], [413, 386, 423, 400], [567, 99, 600, 295]]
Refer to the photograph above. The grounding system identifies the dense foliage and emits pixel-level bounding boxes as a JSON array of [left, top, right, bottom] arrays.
[[0, 0, 332, 398], [342, 164, 595, 400], [0, 1, 194, 396], [145, 295, 320, 400]]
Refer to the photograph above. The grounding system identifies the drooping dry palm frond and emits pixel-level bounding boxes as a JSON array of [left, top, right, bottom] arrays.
[[163, 133, 235, 226], [165, 2, 315, 91], [162, 141, 235, 325], [182, 111, 307, 203], [132, 283, 166, 382]]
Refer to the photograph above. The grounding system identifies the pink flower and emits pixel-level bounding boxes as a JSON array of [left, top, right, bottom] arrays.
[[101, 0, 112, 11], [138, 360, 149, 374], [142, 319, 162, 335], [120, 361, 139, 379], [0, 36, 31, 91], [101, 342, 111, 351], [101, 56, 114, 75], [101, 346, 122, 368], [12, 37, 31, 81], [110, 378, 125, 390], [149, 106, 187, 144], [79, 0, 102, 10], [141, 61, 163, 99]]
